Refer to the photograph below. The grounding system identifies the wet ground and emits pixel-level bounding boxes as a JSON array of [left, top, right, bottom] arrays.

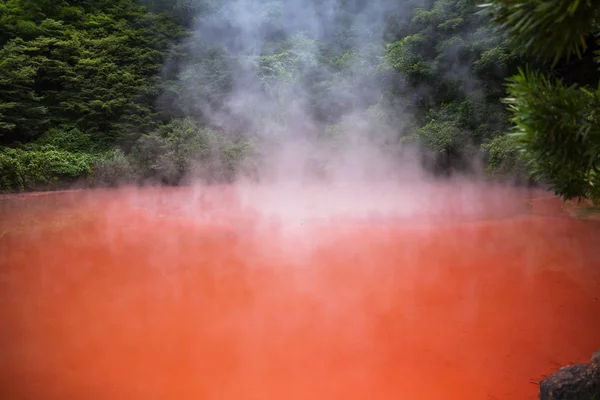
[[1, 184, 599, 400]]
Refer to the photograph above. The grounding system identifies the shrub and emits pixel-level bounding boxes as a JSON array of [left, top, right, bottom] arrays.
[[481, 134, 528, 181], [36, 126, 93, 152], [90, 149, 135, 187], [0, 146, 93, 192], [130, 118, 257, 184]]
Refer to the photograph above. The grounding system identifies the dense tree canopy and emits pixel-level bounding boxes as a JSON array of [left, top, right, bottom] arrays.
[[1, 0, 597, 199], [0, 0, 186, 144]]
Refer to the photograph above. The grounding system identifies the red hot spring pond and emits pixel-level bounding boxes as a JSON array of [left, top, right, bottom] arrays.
[[0, 183, 599, 400]]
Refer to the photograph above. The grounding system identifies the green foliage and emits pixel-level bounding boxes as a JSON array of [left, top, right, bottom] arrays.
[[0, 0, 186, 145], [0, 37, 50, 140], [505, 68, 600, 201], [258, 35, 318, 84], [130, 118, 256, 184], [419, 118, 463, 154], [159, 42, 233, 122], [481, 133, 525, 177], [485, 0, 600, 201], [90, 149, 134, 187], [385, 34, 434, 85], [37, 126, 93, 152], [131, 118, 210, 183], [0, 145, 93, 191], [0, 0, 552, 190], [480, 0, 600, 65], [378, 0, 521, 176]]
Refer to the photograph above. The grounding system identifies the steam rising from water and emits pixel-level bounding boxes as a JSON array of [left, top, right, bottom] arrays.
[[167, 0, 432, 184]]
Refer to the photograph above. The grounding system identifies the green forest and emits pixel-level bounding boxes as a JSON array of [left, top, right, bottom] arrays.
[[1, 0, 599, 202]]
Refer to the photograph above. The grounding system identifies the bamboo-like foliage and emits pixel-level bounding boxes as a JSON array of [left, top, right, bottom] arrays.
[[483, 0, 600, 201], [480, 0, 600, 65], [506, 67, 600, 201]]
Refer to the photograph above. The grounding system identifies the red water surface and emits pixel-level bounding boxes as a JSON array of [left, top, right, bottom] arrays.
[[0, 185, 599, 400]]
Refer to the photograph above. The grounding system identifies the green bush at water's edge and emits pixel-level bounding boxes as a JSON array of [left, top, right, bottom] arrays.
[[1, 118, 259, 192], [0, 145, 94, 191]]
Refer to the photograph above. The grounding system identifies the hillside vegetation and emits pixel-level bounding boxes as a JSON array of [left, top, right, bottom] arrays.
[[1, 0, 598, 202]]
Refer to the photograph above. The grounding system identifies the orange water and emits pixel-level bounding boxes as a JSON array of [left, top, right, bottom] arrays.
[[1, 186, 599, 400]]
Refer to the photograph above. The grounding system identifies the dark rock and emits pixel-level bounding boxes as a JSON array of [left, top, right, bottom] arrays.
[[539, 350, 600, 400]]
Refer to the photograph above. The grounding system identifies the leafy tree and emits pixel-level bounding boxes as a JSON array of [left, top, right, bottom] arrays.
[[381, 0, 519, 174], [0, 0, 185, 146], [129, 117, 256, 184], [483, 0, 600, 201], [505, 68, 600, 200]]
